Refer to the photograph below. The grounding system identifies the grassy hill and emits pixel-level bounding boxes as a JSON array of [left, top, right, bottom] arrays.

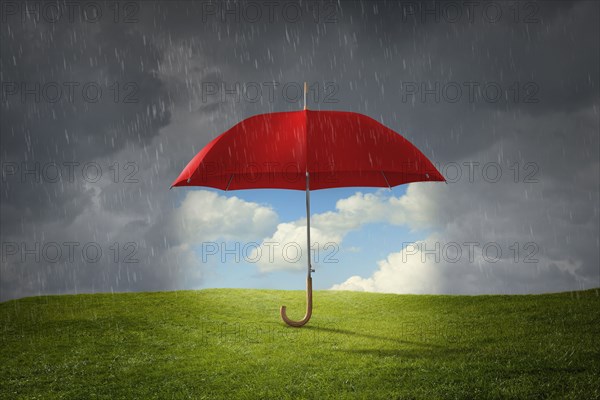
[[1, 288, 599, 399]]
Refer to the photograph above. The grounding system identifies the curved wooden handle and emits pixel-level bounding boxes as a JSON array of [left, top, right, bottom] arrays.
[[280, 276, 312, 327]]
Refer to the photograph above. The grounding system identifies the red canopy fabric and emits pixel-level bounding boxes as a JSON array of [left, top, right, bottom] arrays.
[[171, 110, 444, 191]]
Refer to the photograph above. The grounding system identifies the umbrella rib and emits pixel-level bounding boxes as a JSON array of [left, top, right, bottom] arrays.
[[381, 170, 392, 190], [225, 174, 234, 191]]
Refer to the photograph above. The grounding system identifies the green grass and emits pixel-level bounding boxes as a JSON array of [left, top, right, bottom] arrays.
[[1, 288, 599, 399]]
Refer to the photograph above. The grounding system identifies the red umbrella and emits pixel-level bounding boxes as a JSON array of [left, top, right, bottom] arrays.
[[172, 84, 445, 326]]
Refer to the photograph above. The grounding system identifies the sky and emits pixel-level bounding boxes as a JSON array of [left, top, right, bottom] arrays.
[[0, 0, 598, 301]]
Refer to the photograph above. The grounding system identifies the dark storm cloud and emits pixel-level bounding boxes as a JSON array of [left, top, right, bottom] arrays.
[[1, 21, 170, 160], [1, 0, 598, 300], [0, 7, 173, 299], [0, 16, 171, 229]]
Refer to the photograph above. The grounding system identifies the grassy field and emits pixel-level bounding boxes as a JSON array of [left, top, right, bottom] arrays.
[[1, 288, 599, 399]]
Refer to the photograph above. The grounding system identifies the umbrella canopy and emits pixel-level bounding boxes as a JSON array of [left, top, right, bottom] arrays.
[[172, 95, 445, 327], [171, 110, 445, 191]]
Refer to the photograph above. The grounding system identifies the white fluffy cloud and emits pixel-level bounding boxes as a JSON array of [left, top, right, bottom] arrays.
[[330, 248, 443, 294], [251, 189, 438, 272], [332, 234, 591, 295], [171, 190, 278, 243]]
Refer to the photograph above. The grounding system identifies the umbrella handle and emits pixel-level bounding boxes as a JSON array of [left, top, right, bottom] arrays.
[[280, 276, 312, 327]]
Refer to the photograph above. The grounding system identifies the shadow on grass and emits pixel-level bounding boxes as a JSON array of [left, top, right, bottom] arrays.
[[302, 324, 445, 348], [299, 324, 477, 361]]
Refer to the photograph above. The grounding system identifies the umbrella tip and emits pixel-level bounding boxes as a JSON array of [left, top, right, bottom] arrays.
[[303, 81, 307, 110]]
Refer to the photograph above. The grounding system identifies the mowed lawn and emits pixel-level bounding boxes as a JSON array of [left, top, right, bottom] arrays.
[[1, 288, 599, 399]]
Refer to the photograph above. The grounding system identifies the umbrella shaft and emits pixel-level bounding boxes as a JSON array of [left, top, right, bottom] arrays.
[[306, 171, 311, 278]]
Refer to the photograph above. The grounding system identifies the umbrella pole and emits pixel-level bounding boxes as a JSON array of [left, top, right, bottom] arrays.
[[280, 171, 313, 327]]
